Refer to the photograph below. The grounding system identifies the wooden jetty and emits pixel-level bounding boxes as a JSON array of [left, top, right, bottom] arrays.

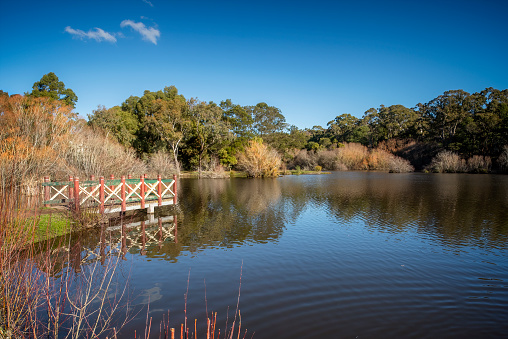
[[42, 174, 177, 214]]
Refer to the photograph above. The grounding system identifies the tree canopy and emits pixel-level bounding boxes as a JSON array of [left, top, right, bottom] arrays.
[[29, 72, 78, 108]]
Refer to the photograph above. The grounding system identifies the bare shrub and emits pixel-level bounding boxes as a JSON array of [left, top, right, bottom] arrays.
[[426, 150, 466, 173], [290, 149, 316, 170], [147, 151, 178, 177], [497, 145, 508, 172], [237, 139, 282, 177], [467, 155, 491, 173], [315, 149, 347, 170], [199, 156, 229, 178], [388, 156, 414, 173], [64, 126, 146, 179]]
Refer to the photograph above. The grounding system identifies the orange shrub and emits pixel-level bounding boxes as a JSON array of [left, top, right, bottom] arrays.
[[237, 139, 282, 177]]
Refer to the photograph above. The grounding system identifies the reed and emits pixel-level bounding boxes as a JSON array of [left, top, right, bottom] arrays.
[[0, 192, 131, 338], [140, 265, 254, 339]]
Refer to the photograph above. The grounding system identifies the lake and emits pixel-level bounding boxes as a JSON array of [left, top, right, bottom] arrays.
[[72, 172, 508, 338]]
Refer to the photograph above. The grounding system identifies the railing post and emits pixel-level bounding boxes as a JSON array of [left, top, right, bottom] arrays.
[[121, 175, 126, 212], [128, 174, 132, 194], [174, 215, 178, 244], [74, 177, 80, 213], [140, 175, 145, 209], [90, 175, 95, 198], [100, 176, 105, 213], [144, 174, 148, 199], [68, 176, 74, 202], [158, 217, 163, 249], [157, 174, 162, 206], [141, 220, 146, 255], [109, 174, 114, 193], [173, 174, 178, 205], [44, 176, 50, 207]]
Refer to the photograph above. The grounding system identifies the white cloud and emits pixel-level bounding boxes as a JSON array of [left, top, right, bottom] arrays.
[[120, 20, 160, 45], [142, 0, 154, 7], [65, 26, 117, 43]]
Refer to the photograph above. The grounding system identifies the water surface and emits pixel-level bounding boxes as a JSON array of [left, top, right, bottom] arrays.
[[77, 172, 508, 338]]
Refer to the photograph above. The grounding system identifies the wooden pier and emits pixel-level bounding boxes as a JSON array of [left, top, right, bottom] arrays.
[[42, 174, 177, 214]]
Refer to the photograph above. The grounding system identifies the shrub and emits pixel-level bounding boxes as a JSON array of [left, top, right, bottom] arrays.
[[336, 143, 369, 170], [426, 150, 466, 173], [237, 139, 282, 177], [365, 149, 391, 170], [388, 156, 414, 173], [497, 145, 508, 172], [316, 149, 341, 170], [314, 165, 322, 172], [290, 149, 316, 170], [147, 151, 178, 177], [64, 126, 146, 179], [467, 155, 491, 173]]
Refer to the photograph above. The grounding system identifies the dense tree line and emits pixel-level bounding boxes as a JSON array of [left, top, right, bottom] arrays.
[[2, 72, 508, 185], [88, 84, 507, 172]]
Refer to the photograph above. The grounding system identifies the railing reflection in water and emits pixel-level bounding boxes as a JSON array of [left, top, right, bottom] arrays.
[[58, 215, 178, 272]]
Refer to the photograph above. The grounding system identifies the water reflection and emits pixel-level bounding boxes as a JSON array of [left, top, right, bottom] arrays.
[[44, 173, 508, 267], [300, 173, 508, 249]]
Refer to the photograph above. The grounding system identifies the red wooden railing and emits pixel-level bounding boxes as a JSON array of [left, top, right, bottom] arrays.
[[42, 174, 178, 214]]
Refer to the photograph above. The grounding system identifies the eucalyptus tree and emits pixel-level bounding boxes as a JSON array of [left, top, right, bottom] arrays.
[[326, 113, 360, 143], [246, 102, 287, 146], [420, 90, 472, 145], [187, 99, 231, 176], [377, 104, 419, 140]]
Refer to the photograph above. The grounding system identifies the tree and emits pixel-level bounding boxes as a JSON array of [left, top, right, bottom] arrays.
[[87, 106, 138, 147], [30, 72, 78, 108], [187, 100, 230, 176], [247, 102, 287, 147], [420, 90, 472, 145], [377, 104, 418, 140], [327, 114, 360, 143], [144, 97, 189, 172]]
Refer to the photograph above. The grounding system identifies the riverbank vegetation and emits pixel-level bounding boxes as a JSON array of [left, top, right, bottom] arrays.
[[1, 73, 507, 192]]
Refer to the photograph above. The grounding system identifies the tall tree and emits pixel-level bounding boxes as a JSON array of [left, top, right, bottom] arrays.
[[420, 89, 472, 145], [377, 104, 418, 140], [247, 103, 287, 146], [187, 100, 230, 176], [30, 72, 78, 108], [145, 97, 189, 172], [327, 113, 360, 143]]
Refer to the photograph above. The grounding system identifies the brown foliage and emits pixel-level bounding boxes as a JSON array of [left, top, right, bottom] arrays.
[[237, 139, 282, 177], [0, 95, 75, 191]]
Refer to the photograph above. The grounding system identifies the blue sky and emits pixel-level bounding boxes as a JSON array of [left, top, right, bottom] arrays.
[[1, 0, 507, 129]]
